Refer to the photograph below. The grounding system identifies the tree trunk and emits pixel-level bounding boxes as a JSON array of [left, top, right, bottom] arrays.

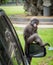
[[0, 0, 1, 5], [16, 0, 18, 5]]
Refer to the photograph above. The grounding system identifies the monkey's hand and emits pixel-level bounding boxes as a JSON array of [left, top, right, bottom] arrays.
[[42, 43, 50, 47]]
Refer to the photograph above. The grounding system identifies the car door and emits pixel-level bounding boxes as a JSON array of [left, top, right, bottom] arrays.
[[0, 9, 29, 65]]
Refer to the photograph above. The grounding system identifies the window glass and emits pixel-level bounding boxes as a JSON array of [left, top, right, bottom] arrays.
[[0, 16, 23, 65]]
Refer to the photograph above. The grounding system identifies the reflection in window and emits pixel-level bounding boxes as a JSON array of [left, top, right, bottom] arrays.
[[0, 16, 23, 65]]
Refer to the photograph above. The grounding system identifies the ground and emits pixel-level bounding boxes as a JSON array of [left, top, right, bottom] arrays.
[[0, 5, 53, 65]]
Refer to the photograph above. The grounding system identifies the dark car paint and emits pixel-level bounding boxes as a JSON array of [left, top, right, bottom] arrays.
[[0, 9, 29, 65]]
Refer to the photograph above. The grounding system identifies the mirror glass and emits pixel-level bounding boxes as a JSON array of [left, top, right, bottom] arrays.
[[29, 43, 46, 57]]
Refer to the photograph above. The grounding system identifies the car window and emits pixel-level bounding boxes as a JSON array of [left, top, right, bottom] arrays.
[[0, 15, 23, 65]]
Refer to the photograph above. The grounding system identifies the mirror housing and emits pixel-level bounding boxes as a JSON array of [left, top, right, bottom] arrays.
[[29, 43, 46, 57]]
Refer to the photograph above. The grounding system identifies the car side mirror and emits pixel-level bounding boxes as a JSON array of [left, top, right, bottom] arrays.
[[29, 43, 46, 57]]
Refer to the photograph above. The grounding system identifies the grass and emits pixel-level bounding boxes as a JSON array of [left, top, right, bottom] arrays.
[[0, 5, 53, 65], [14, 27, 53, 65], [0, 6, 25, 15]]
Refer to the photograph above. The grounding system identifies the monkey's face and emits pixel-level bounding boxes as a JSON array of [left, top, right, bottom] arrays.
[[33, 23, 38, 28]]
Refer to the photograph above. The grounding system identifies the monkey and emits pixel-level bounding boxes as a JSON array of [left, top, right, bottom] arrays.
[[23, 17, 50, 65]]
